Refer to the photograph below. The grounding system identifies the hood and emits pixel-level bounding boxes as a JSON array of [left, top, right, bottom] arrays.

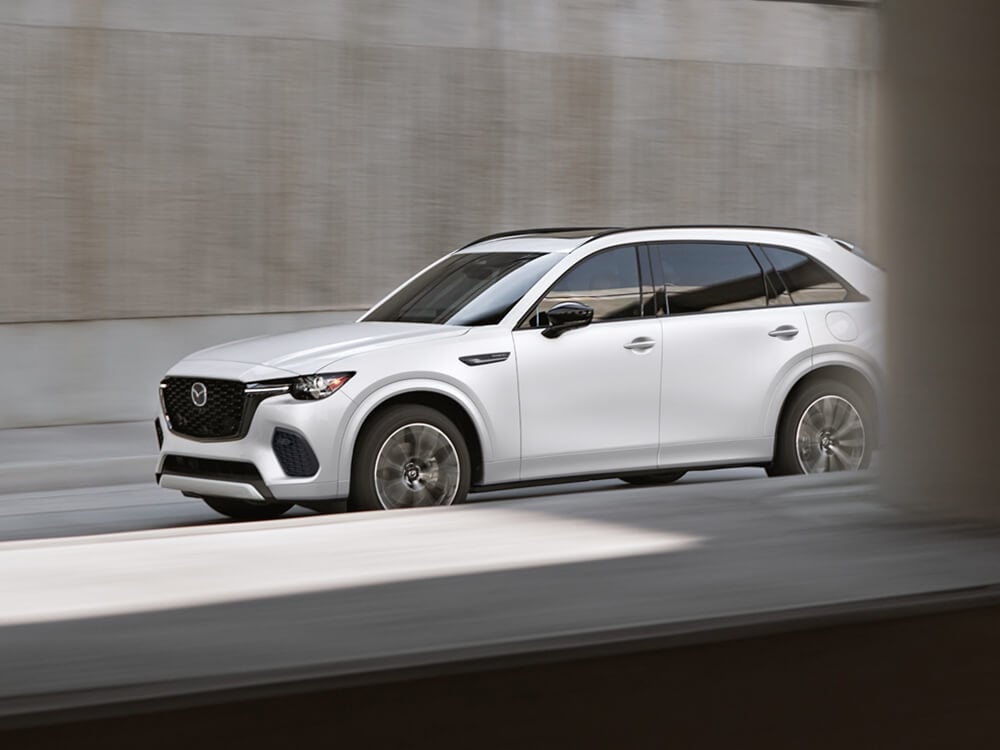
[[184, 322, 467, 374]]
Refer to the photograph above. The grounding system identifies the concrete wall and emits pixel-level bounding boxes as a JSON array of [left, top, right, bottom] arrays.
[[0, 1, 878, 426], [0, 311, 359, 429], [1, 0, 878, 324]]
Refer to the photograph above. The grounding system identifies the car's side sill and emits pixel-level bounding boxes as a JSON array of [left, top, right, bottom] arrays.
[[470, 462, 769, 493]]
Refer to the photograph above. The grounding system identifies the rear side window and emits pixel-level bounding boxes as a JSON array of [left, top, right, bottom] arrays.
[[653, 243, 769, 315], [760, 246, 851, 305]]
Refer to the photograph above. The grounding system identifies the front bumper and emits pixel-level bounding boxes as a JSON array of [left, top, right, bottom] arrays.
[[155, 392, 353, 502]]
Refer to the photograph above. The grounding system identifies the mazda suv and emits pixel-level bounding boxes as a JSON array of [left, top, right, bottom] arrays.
[[155, 226, 885, 520]]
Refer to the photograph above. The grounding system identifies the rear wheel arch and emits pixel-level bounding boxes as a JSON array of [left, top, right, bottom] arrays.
[[769, 365, 879, 476], [776, 365, 880, 447]]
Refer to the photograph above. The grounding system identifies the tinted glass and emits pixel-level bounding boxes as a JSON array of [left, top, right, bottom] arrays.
[[755, 249, 795, 307], [365, 252, 563, 325], [655, 243, 768, 314], [761, 246, 850, 304], [528, 245, 642, 326]]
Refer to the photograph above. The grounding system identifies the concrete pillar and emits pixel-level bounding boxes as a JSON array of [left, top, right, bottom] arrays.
[[883, 1, 1000, 520]]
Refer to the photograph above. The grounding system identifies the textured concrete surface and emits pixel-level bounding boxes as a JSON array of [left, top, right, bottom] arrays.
[[0, 1, 879, 325], [8, 469, 1000, 723], [0, 422, 157, 494], [0, 1, 878, 69], [0, 310, 358, 428]]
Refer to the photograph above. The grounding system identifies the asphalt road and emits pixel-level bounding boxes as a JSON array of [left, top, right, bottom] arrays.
[[0, 468, 766, 543]]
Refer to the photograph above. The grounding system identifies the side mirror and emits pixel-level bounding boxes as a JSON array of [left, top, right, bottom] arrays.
[[542, 301, 594, 338]]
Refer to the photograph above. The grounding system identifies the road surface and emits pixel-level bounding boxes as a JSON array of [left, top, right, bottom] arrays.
[[0, 468, 766, 542]]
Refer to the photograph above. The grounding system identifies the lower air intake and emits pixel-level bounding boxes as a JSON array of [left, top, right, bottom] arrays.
[[272, 428, 320, 477]]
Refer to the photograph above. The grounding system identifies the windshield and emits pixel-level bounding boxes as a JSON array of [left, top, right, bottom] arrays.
[[364, 252, 563, 326]]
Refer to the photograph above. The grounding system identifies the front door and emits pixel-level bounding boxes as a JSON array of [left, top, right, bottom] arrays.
[[514, 245, 662, 480]]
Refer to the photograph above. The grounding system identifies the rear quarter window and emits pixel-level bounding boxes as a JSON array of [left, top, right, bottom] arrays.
[[760, 245, 854, 305]]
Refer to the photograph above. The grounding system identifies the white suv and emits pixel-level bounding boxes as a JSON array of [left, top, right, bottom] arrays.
[[155, 226, 885, 520]]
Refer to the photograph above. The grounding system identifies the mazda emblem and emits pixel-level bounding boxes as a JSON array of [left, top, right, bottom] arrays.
[[191, 382, 208, 408]]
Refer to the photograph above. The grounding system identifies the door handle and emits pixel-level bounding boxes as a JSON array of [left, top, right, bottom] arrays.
[[624, 337, 656, 352], [768, 325, 799, 339]]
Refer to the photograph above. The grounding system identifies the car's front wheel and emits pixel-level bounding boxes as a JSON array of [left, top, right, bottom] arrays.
[[349, 404, 471, 511], [770, 379, 872, 476], [202, 496, 293, 521]]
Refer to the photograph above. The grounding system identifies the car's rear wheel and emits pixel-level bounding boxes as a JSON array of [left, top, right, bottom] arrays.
[[202, 496, 293, 521], [349, 404, 471, 512], [769, 379, 872, 476], [620, 471, 687, 486]]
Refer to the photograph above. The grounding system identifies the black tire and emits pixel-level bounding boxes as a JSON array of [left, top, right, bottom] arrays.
[[202, 496, 293, 521], [349, 404, 472, 512], [296, 500, 344, 514], [769, 378, 873, 477], [620, 471, 687, 486]]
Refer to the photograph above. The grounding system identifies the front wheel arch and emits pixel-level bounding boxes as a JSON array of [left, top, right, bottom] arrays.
[[348, 391, 484, 496], [348, 402, 473, 511]]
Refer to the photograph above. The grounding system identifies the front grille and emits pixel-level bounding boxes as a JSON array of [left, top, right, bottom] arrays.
[[272, 428, 320, 477], [161, 377, 246, 440]]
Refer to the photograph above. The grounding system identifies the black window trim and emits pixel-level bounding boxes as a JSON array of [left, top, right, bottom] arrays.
[[641, 243, 667, 316], [516, 243, 650, 330], [748, 244, 795, 307], [751, 242, 869, 305], [638, 244, 658, 317]]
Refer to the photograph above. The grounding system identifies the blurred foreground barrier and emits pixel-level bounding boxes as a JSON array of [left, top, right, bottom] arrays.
[[1, 472, 1000, 745]]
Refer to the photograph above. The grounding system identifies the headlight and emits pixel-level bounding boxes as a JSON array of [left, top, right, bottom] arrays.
[[290, 372, 354, 400]]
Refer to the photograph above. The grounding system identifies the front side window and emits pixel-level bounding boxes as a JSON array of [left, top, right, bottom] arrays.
[[760, 246, 851, 305], [525, 245, 643, 327], [365, 252, 563, 326], [654, 243, 769, 314]]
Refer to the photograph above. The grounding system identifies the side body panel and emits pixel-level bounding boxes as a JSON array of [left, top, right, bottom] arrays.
[[513, 319, 663, 479], [657, 308, 813, 467], [332, 327, 521, 495]]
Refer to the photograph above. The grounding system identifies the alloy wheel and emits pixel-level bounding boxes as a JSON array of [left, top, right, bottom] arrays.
[[373, 422, 461, 509], [794, 395, 866, 473]]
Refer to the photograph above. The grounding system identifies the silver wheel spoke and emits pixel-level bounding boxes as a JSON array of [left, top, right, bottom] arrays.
[[821, 397, 835, 424], [830, 445, 852, 470], [376, 465, 401, 481], [805, 450, 826, 474], [413, 427, 432, 457], [424, 481, 446, 503]]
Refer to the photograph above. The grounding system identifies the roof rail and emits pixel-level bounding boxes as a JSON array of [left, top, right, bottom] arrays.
[[580, 224, 825, 245], [459, 227, 623, 250]]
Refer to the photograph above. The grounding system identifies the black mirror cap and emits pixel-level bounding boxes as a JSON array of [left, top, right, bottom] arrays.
[[542, 301, 594, 338]]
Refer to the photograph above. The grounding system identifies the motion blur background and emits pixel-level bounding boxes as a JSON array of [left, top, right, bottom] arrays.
[[0, 0, 879, 428], [5, 3, 1000, 745]]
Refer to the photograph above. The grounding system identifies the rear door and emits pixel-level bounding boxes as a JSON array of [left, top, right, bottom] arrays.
[[652, 242, 813, 466]]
